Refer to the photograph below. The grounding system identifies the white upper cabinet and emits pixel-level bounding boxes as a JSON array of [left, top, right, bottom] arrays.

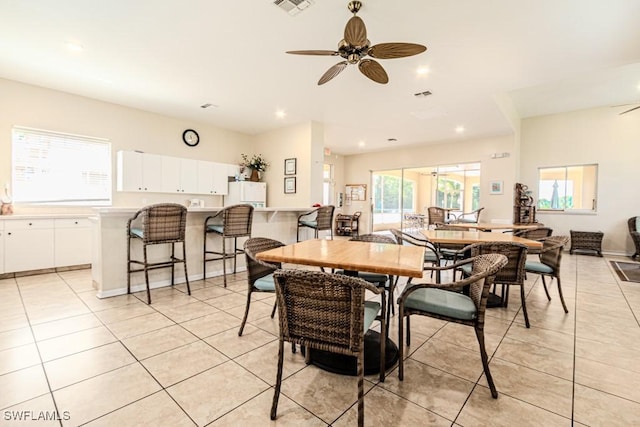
[[197, 161, 229, 195], [117, 151, 162, 192], [161, 156, 198, 194]]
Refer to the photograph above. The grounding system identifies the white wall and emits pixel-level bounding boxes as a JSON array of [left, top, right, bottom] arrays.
[[0, 78, 253, 214], [343, 134, 517, 232], [520, 107, 640, 255]]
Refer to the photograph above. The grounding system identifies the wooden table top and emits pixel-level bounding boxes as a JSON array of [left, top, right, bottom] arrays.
[[256, 238, 425, 278], [421, 229, 543, 249], [443, 223, 542, 231]]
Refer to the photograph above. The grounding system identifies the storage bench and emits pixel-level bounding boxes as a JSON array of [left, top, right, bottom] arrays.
[[569, 230, 603, 257]]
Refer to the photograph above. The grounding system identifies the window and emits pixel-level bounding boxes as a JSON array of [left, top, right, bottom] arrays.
[[537, 164, 597, 212], [12, 127, 112, 205], [322, 163, 333, 205]]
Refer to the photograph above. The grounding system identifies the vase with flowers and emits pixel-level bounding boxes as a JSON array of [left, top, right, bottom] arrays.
[[240, 154, 270, 182]]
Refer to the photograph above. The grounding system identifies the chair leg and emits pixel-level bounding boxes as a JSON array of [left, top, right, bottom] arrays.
[[222, 236, 228, 287], [379, 291, 387, 382], [556, 276, 569, 313], [170, 243, 175, 287], [238, 290, 252, 336], [232, 237, 238, 274], [520, 284, 530, 328], [541, 275, 551, 301], [475, 326, 498, 398], [270, 299, 277, 318], [143, 245, 151, 305], [182, 241, 191, 295], [398, 307, 405, 381], [127, 236, 132, 295], [270, 339, 285, 421], [357, 349, 364, 427]]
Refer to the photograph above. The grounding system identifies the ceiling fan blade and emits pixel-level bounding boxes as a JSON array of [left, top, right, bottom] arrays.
[[368, 42, 427, 59], [344, 16, 367, 47], [286, 50, 339, 56], [318, 61, 348, 85], [358, 59, 388, 84], [620, 105, 640, 115]]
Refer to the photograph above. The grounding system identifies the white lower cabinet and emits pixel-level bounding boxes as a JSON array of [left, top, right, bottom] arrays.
[[54, 218, 92, 266], [0, 223, 4, 274], [4, 219, 55, 273]]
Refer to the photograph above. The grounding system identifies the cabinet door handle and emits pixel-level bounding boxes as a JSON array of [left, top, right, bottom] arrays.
[[28, 222, 32, 226], [7, 232, 11, 235]]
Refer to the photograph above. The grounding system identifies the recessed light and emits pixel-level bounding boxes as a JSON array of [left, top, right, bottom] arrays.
[[66, 42, 83, 52], [275, 110, 286, 119], [455, 126, 465, 133], [358, 141, 366, 147], [416, 67, 429, 76]]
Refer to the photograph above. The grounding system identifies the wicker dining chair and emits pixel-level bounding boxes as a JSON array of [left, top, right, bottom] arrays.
[[513, 227, 553, 254], [452, 207, 485, 224], [296, 205, 335, 241], [335, 234, 396, 325], [203, 204, 254, 287], [524, 236, 570, 314], [271, 269, 384, 427], [628, 217, 640, 260], [127, 203, 191, 304], [238, 237, 284, 336], [460, 242, 529, 326], [391, 229, 441, 283], [397, 253, 508, 398], [427, 206, 446, 227]]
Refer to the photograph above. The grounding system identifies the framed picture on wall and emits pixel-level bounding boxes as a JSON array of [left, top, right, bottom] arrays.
[[284, 177, 296, 194], [284, 158, 296, 175], [345, 184, 367, 201], [489, 180, 503, 195]]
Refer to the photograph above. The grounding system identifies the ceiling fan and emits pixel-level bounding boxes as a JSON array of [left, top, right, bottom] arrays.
[[286, 1, 427, 85], [619, 104, 640, 115]]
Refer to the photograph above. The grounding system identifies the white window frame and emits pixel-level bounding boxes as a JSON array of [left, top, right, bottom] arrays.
[[11, 126, 112, 206], [537, 163, 598, 212]]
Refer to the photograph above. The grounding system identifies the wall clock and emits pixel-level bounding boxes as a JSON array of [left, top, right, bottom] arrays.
[[182, 129, 199, 147]]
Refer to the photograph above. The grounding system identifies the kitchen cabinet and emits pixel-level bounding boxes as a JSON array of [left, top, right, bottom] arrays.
[[116, 151, 163, 192], [0, 222, 4, 274], [54, 218, 92, 266], [161, 156, 198, 194], [197, 161, 229, 195], [4, 219, 55, 273]]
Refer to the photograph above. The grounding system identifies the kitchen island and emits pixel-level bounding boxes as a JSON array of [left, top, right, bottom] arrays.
[[91, 206, 314, 298]]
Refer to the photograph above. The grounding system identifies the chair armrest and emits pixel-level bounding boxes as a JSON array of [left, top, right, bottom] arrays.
[[204, 210, 224, 225], [126, 209, 144, 233], [297, 208, 318, 222]]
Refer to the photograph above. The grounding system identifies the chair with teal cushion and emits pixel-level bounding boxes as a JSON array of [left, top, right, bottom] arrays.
[[203, 204, 254, 287], [238, 237, 284, 336], [452, 207, 485, 224], [296, 205, 335, 241], [271, 269, 385, 426], [391, 228, 441, 283], [127, 203, 191, 304], [397, 253, 508, 398], [524, 235, 570, 313]]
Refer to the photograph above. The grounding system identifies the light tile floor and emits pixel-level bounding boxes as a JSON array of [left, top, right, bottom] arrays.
[[1, 254, 640, 426]]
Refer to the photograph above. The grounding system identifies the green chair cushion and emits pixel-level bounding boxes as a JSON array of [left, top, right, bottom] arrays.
[[404, 288, 477, 321], [636, 217, 640, 232], [254, 274, 275, 291], [525, 261, 553, 274], [363, 300, 381, 331], [425, 252, 438, 263], [299, 220, 317, 228], [130, 228, 144, 238], [460, 263, 473, 276], [206, 224, 225, 234]]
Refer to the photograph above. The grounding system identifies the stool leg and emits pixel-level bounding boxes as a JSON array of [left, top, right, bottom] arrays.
[[127, 235, 132, 295], [203, 229, 208, 280], [143, 245, 151, 304], [232, 237, 238, 274], [222, 236, 228, 287], [170, 243, 175, 287], [182, 241, 191, 295]]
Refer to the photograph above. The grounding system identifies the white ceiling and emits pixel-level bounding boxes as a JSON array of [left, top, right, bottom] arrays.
[[1, 0, 639, 155]]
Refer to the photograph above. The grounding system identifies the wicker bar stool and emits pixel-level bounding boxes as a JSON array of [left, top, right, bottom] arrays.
[[296, 205, 335, 241], [127, 203, 191, 305], [203, 204, 254, 287]]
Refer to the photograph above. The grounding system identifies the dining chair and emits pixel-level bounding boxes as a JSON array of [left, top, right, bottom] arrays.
[[452, 207, 485, 224], [460, 242, 529, 326], [335, 234, 396, 326], [427, 206, 446, 227], [627, 217, 640, 260], [390, 229, 441, 283], [271, 269, 385, 426], [524, 236, 570, 314], [203, 204, 254, 287], [127, 203, 190, 304], [397, 253, 508, 398], [238, 237, 284, 337], [513, 226, 553, 254], [296, 205, 335, 241]]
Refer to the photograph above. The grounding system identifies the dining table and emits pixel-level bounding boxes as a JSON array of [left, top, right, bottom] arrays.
[[256, 238, 425, 376], [421, 229, 543, 250], [442, 222, 542, 232]]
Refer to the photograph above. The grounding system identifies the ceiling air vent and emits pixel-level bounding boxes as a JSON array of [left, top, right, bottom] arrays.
[[414, 91, 433, 97], [271, 0, 314, 16]]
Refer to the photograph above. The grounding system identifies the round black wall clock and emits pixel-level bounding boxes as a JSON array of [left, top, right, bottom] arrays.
[[182, 129, 199, 147]]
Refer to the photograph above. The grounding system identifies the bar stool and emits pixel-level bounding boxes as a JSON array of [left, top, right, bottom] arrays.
[[203, 204, 254, 287], [296, 205, 335, 241], [127, 203, 191, 304]]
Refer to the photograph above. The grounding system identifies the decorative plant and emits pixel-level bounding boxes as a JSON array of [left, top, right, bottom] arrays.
[[240, 154, 270, 172]]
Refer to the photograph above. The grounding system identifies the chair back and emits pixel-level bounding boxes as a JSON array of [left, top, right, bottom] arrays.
[[221, 204, 254, 237], [139, 203, 187, 244], [514, 227, 553, 240], [316, 205, 336, 231], [470, 242, 528, 286], [628, 217, 639, 234], [244, 237, 284, 286], [273, 269, 377, 355], [350, 233, 396, 245], [466, 254, 509, 311], [539, 236, 569, 273], [428, 207, 446, 226], [453, 207, 485, 224], [390, 228, 440, 258]]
